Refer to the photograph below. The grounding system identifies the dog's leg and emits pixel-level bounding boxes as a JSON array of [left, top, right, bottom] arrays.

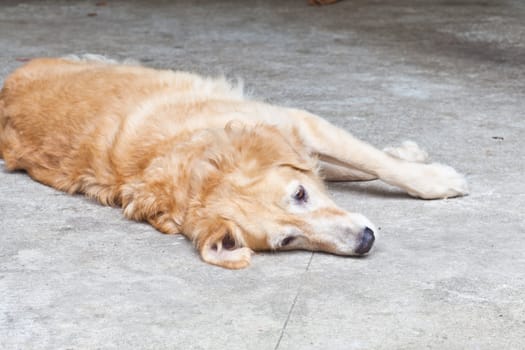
[[320, 161, 377, 181], [383, 140, 429, 163], [286, 109, 468, 199], [320, 141, 429, 181]]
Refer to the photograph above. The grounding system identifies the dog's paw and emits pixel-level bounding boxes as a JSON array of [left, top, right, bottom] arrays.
[[406, 163, 469, 199], [384, 141, 429, 163]]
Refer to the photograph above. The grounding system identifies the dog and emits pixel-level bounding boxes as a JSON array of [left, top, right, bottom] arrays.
[[0, 55, 468, 269]]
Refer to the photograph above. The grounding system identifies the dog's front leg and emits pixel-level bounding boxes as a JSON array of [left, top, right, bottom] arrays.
[[319, 161, 377, 182], [286, 109, 468, 199]]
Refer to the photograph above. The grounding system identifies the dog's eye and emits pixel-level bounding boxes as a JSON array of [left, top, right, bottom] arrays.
[[281, 236, 296, 247], [293, 185, 307, 202]]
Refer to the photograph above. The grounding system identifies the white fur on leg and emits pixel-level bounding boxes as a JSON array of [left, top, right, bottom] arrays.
[[403, 162, 469, 199], [381, 142, 468, 198], [384, 141, 429, 163]]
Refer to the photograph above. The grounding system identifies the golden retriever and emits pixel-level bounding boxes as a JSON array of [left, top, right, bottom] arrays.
[[0, 55, 468, 269]]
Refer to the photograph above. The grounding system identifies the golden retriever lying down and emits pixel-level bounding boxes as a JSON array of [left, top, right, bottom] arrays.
[[0, 55, 468, 269]]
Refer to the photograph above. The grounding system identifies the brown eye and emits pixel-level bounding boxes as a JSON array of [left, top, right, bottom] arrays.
[[281, 236, 296, 247], [293, 185, 307, 202]]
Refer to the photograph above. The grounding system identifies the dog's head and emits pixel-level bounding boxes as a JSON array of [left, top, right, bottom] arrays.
[[183, 123, 376, 269]]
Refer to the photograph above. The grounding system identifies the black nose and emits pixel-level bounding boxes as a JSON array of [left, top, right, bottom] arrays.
[[355, 227, 375, 255]]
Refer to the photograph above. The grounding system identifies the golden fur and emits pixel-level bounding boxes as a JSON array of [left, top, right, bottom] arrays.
[[0, 56, 468, 269]]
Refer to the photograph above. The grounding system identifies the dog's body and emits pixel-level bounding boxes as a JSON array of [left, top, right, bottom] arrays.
[[0, 56, 468, 268]]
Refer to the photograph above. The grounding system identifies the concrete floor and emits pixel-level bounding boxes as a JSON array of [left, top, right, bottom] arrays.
[[1, 0, 524, 349]]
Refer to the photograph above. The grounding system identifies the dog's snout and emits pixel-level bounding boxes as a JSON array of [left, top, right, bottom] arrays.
[[355, 226, 375, 255]]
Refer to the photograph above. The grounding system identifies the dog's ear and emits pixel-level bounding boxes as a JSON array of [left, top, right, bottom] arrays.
[[225, 123, 317, 174], [195, 218, 253, 269]]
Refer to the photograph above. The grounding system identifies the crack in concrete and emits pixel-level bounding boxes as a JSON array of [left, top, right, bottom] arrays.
[[274, 252, 314, 350]]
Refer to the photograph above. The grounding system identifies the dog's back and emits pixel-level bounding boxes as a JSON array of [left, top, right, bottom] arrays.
[[0, 58, 244, 200]]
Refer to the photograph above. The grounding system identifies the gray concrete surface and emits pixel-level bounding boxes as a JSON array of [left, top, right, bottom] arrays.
[[1, 0, 524, 349]]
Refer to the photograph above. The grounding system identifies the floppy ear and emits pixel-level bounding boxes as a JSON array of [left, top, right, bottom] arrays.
[[281, 126, 318, 171], [195, 218, 253, 269], [225, 123, 317, 174]]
